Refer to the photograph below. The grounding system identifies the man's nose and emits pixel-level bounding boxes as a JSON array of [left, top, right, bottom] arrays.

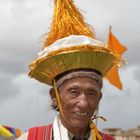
[[77, 93, 88, 108]]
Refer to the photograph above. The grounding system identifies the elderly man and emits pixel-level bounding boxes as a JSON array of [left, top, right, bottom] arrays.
[[18, 0, 126, 139], [19, 70, 105, 140], [50, 70, 103, 139]]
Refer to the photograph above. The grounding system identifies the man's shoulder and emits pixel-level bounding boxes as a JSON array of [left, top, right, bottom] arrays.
[[28, 124, 52, 140], [28, 124, 52, 133], [18, 124, 52, 140], [100, 132, 115, 140]]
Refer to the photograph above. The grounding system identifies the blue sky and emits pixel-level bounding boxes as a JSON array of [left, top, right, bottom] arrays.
[[0, 0, 140, 131]]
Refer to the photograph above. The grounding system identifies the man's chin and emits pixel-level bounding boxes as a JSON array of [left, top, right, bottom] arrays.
[[71, 120, 89, 129]]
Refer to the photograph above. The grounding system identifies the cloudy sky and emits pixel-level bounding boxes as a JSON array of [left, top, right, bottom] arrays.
[[0, 0, 140, 131]]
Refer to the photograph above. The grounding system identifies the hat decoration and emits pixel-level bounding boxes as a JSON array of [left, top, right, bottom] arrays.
[[29, 0, 127, 90]]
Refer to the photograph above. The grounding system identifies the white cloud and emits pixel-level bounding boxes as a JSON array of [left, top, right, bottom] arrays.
[[0, 73, 55, 130]]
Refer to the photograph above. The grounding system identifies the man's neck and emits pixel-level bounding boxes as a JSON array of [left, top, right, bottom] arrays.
[[68, 127, 90, 140]]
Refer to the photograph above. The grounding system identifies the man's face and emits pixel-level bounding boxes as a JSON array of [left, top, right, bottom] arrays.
[[58, 77, 101, 130]]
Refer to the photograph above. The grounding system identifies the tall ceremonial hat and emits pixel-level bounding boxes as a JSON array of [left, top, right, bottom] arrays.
[[29, 0, 127, 90]]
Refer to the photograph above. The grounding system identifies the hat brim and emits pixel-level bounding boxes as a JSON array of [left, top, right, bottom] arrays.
[[29, 47, 116, 86]]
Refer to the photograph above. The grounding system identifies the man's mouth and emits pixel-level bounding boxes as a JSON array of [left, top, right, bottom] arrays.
[[75, 112, 89, 116]]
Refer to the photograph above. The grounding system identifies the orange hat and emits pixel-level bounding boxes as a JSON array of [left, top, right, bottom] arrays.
[[29, 0, 127, 90]]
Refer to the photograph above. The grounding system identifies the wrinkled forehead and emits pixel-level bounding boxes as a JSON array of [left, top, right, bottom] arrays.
[[55, 69, 103, 89]]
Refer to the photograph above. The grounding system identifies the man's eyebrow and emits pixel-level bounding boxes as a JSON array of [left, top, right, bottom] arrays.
[[67, 85, 80, 90], [86, 87, 100, 92]]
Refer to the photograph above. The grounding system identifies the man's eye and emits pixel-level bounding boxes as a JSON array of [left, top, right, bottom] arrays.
[[87, 90, 99, 96], [88, 91, 96, 95], [69, 90, 79, 95]]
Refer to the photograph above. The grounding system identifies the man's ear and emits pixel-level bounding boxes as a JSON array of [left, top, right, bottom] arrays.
[[49, 88, 58, 107], [99, 92, 102, 100], [49, 88, 55, 99]]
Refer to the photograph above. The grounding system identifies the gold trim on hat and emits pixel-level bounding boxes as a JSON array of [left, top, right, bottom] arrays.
[[29, 45, 117, 86]]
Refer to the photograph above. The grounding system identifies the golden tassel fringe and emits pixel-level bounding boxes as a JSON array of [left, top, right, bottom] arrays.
[[43, 0, 95, 49]]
